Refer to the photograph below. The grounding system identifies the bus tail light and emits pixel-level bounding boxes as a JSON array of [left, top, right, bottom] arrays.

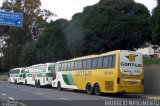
[[142, 79, 144, 85], [46, 77, 48, 81], [117, 78, 120, 84]]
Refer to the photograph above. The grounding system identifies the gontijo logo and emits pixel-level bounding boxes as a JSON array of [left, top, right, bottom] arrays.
[[125, 54, 138, 62]]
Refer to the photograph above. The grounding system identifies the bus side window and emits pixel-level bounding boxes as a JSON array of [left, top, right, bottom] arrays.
[[71, 61, 75, 70], [68, 62, 71, 70], [75, 61, 78, 70], [61, 63, 64, 71], [111, 55, 116, 68], [103, 56, 109, 68], [92, 58, 97, 69], [97, 57, 103, 68], [77, 61, 82, 70], [58, 64, 61, 71], [108, 56, 112, 68], [63, 63, 65, 71], [63, 62, 67, 71], [65, 62, 68, 71], [82, 60, 87, 69], [86, 59, 92, 69]]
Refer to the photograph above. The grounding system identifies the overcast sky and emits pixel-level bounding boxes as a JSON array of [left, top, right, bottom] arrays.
[[40, 0, 157, 20], [0, 0, 157, 20]]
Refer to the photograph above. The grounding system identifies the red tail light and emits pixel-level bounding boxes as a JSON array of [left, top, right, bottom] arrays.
[[46, 77, 48, 81], [142, 79, 144, 85], [117, 78, 120, 84]]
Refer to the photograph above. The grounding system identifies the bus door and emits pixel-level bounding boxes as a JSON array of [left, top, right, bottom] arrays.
[[48, 64, 56, 80]]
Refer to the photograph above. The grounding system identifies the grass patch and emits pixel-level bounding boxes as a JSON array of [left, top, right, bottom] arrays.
[[144, 58, 160, 65], [0, 72, 9, 76]]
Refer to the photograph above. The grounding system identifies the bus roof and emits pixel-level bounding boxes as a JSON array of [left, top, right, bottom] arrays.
[[56, 50, 141, 63], [71, 55, 98, 61], [10, 67, 25, 70], [57, 50, 119, 63]]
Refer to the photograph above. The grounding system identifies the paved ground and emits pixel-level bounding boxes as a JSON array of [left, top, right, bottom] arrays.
[[0, 81, 160, 106]]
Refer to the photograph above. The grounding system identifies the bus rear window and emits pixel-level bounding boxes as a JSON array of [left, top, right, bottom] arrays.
[[103, 55, 116, 68]]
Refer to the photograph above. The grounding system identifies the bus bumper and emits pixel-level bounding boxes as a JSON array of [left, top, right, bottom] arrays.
[[116, 85, 144, 93]]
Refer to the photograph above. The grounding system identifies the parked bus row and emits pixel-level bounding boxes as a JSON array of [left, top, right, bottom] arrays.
[[8, 50, 144, 95]]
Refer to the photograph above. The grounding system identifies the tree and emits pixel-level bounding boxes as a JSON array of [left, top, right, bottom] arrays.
[[0, 0, 54, 70], [151, 1, 160, 45], [67, 0, 151, 57], [35, 19, 71, 62], [19, 42, 37, 67], [19, 19, 71, 66], [157, 0, 160, 5]]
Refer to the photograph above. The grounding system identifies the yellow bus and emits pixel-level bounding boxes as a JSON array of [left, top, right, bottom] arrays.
[[52, 50, 144, 95]]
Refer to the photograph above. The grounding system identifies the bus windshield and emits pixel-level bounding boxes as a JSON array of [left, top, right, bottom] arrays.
[[10, 69, 20, 74]]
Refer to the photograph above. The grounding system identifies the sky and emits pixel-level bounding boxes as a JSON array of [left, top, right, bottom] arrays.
[[0, 0, 158, 20], [40, 0, 157, 20]]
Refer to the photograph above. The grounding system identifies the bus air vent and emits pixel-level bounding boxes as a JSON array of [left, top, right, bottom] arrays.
[[105, 81, 113, 91]]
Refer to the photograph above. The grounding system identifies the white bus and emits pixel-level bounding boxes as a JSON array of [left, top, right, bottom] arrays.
[[9, 68, 26, 84], [24, 63, 55, 87]]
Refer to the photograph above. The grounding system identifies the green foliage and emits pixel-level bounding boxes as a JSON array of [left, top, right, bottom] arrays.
[[157, 0, 160, 5], [0, 0, 53, 70], [19, 42, 37, 67], [67, 0, 151, 57], [36, 19, 71, 62], [0, 71, 8, 76], [151, 5, 160, 45], [19, 19, 71, 66], [1, 45, 22, 70], [144, 58, 160, 64], [1, 0, 158, 71]]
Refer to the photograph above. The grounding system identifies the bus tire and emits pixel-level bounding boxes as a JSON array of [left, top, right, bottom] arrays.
[[25, 80, 28, 86], [94, 83, 101, 96], [14, 79, 17, 84], [57, 82, 61, 91], [116, 93, 123, 97], [86, 83, 93, 95], [37, 80, 41, 88], [35, 80, 38, 87]]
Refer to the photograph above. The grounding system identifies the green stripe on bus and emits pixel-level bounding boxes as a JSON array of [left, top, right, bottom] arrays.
[[62, 74, 71, 85], [10, 74, 23, 77], [62, 74, 75, 85], [26, 73, 32, 77], [68, 74, 76, 85], [37, 73, 52, 77], [26, 73, 52, 77]]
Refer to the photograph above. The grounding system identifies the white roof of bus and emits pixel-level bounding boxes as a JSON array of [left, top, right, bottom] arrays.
[[45, 62, 55, 65], [31, 64, 45, 67], [11, 67, 25, 70]]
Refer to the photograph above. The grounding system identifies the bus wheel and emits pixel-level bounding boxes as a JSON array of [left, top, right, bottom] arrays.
[[37, 80, 41, 88], [57, 82, 61, 91], [86, 83, 93, 95], [35, 80, 37, 87], [25, 80, 28, 86], [14, 80, 17, 84], [94, 83, 101, 96], [116, 93, 123, 97]]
